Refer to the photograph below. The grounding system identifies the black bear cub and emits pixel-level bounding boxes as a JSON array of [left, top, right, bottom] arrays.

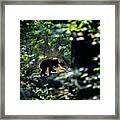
[[40, 58, 65, 76]]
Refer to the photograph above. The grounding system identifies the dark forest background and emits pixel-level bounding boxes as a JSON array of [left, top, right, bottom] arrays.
[[20, 20, 100, 100]]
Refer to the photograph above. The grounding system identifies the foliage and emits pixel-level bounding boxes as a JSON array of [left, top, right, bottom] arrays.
[[20, 20, 100, 100]]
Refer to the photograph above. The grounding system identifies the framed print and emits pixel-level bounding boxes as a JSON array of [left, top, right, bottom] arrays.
[[0, 0, 119, 119]]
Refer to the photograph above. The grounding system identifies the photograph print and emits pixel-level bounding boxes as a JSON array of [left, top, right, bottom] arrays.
[[20, 20, 100, 100]]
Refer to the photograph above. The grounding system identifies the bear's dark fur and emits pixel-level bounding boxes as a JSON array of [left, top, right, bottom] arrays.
[[40, 58, 59, 76]]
